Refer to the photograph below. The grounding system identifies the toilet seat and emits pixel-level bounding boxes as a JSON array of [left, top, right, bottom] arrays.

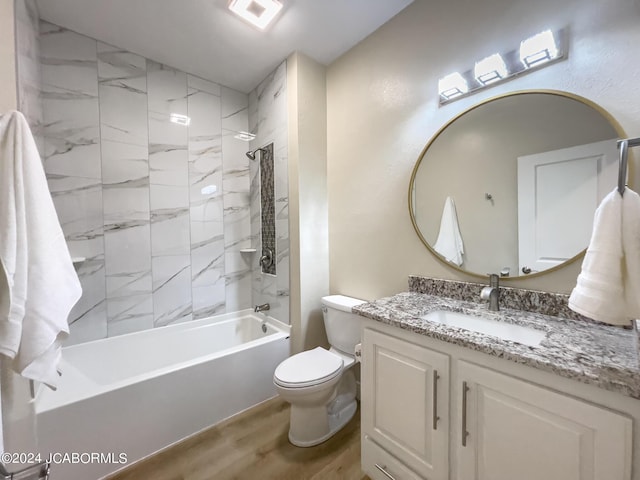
[[274, 347, 343, 388]]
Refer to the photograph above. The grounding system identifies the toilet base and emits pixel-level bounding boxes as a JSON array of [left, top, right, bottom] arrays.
[[287, 369, 358, 448], [289, 398, 358, 448]]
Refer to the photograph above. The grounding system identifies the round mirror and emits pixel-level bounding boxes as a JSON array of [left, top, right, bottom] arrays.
[[409, 90, 626, 279]]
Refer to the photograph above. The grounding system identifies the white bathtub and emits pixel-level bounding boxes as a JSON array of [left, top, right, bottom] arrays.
[[34, 310, 290, 480]]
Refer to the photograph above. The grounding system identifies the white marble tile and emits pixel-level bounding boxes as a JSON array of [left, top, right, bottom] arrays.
[[222, 129, 251, 174], [101, 140, 148, 185], [16, 3, 42, 147], [103, 179, 150, 227], [192, 280, 226, 320], [151, 185, 190, 256], [148, 61, 189, 187], [188, 81, 221, 137], [97, 42, 146, 91], [68, 256, 106, 323], [106, 270, 152, 299], [41, 23, 101, 179], [47, 175, 104, 245], [224, 252, 252, 312], [221, 86, 248, 133], [104, 224, 152, 281], [107, 294, 154, 337], [248, 60, 289, 323], [66, 299, 107, 346], [187, 74, 221, 97], [190, 196, 224, 223], [191, 236, 225, 287], [152, 255, 192, 327], [149, 142, 189, 187], [98, 43, 148, 147]]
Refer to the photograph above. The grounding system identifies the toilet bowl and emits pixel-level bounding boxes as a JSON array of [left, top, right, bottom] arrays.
[[273, 295, 365, 447]]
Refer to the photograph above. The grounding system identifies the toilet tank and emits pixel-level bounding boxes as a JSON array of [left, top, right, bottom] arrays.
[[321, 295, 367, 356]]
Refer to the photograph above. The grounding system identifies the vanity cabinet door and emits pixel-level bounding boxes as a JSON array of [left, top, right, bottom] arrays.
[[456, 361, 632, 480], [362, 328, 449, 480]]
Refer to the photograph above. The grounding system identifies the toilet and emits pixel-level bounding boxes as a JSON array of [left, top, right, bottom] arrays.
[[273, 294, 366, 447]]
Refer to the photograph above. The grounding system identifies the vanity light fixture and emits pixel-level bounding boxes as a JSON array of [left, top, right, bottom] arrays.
[[519, 30, 559, 68], [228, 0, 283, 30], [474, 54, 508, 85], [438, 72, 469, 100], [438, 28, 566, 106], [170, 113, 191, 126]]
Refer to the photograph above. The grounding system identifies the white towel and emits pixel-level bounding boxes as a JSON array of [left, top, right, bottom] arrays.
[[0, 111, 81, 388], [569, 188, 640, 326], [433, 196, 465, 266]]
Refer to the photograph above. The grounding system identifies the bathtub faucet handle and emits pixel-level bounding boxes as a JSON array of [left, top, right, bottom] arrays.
[[254, 303, 270, 313]]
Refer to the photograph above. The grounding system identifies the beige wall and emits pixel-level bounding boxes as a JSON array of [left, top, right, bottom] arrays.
[[0, 0, 17, 112], [287, 52, 330, 353], [327, 0, 640, 299]]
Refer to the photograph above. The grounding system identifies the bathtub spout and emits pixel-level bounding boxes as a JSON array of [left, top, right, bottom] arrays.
[[254, 303, 270, 313]]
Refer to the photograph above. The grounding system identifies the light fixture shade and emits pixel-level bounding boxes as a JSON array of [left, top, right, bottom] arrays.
[[438, 72, 469, 100], [228, 0, 283, 30], [474, 54, 508, 85], [519, 30, 558, 68]]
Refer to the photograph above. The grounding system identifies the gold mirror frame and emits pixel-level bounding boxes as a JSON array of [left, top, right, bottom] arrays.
[[408, 89, 629, 280]]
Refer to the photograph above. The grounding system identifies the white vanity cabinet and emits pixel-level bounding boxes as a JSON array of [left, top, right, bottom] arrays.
[[456, 361, 632, 480], [361, 328, 450, 480], [361, 321, 635, 480]]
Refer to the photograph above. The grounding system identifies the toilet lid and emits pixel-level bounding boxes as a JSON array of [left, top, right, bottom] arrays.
[[274, 347, 343, 388]]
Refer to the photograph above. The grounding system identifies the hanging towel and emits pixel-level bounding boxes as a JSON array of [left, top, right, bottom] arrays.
[[433, 196, 465, 266], [0, 110, 81, 389], [568, 188, 640, 326]]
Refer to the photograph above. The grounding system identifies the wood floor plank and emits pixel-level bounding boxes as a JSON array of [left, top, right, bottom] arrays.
[[107, 397, 369, 480]]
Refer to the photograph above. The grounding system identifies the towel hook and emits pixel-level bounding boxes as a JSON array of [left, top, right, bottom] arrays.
[[617, 137, 640, 196]]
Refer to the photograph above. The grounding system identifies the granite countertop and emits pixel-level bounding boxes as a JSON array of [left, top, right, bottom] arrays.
[[354, 292, 640, 400]]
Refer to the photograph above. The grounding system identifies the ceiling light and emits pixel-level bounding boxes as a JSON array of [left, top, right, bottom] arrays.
[[519, 30, 559, 68], [170, 113, 191, 126], [234, 131, 256, 141], [474, 54, 508, 85], [228, 0, 283, 30], [438, 73, 468, 100]]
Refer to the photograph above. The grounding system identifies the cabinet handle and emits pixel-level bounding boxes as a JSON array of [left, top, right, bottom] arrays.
[[461, 381, 470, 447], [375, 464, 397, 480], [432, 369, 440, 430]]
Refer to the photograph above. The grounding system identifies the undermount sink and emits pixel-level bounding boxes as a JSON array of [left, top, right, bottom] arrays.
[[421, 310, 546, 347]]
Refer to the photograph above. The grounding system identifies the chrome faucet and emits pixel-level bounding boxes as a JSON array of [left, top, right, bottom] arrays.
[[254, 303, 270, 313], [480, 274, 500, 311]]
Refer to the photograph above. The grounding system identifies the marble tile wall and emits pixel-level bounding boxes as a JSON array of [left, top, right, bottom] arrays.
[[15, 0, 43, 151], [39, 21, 254, 344], [248, 61, 289, 324]]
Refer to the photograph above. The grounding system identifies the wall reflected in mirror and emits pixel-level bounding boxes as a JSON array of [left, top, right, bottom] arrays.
[[409, 91, 624, 279]]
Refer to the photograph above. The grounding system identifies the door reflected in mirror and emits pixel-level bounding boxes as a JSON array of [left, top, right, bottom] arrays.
[[409, 91, 624, 279]]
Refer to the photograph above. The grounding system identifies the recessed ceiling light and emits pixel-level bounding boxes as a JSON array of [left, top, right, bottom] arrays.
[[228, 0, 283, 30]]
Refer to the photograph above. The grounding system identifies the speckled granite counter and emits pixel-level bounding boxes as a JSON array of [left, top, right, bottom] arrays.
[[354, 291, 640, 400]]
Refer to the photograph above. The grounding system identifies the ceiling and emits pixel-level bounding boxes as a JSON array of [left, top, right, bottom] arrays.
[[36, 0, 414, 93]]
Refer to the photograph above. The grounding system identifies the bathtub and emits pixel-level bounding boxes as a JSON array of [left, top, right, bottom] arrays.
[[34, 310, 290, 480]]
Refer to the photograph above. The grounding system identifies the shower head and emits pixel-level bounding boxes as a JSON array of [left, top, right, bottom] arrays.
[[246, 148, 264, 161]]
